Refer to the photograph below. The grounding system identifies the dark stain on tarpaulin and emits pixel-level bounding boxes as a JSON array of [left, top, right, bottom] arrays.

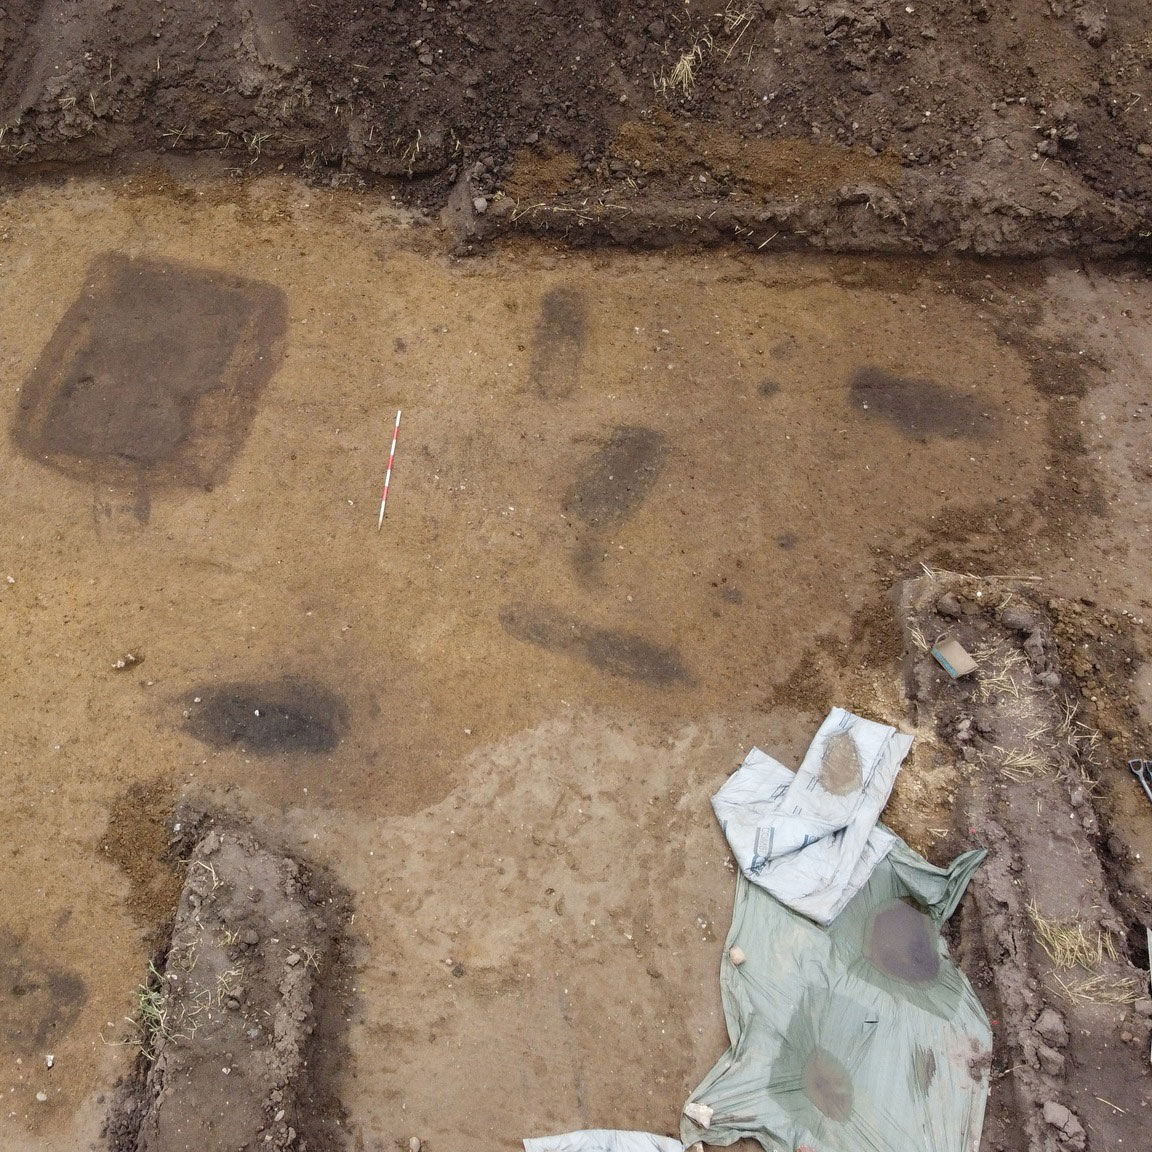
[[850, 366, 991, 439], [12, 253, 287, 505], [865, 899, 941, 985], [184, 678, 349, 754], [913, 1045, 938, 1094], [802, 1046, 854, 1122]]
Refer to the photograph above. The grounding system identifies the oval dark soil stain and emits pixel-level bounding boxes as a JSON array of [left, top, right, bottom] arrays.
[[850, 366, 990, 439], [0, 932, 87, 1054], [185, 679, 348, 754], [865, 900, 940, 985], [564, 425, 667, 528]]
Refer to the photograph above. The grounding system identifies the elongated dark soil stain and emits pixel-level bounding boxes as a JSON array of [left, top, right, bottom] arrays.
[[0, 932, 87, 1055], [850, 366, 990, 439], [499, 602, 689, 686], [530, 285, 588, 400]]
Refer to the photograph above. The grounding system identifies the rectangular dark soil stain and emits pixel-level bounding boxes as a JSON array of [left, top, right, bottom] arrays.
[[12, 253, 287, 489]]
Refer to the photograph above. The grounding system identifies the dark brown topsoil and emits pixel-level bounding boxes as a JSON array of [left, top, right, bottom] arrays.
[[2, 0, 1151, 254]]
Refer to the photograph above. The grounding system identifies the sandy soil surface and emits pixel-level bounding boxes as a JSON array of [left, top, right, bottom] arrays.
[[2, 1, 1152, 253], [0, 171, 1150, 1151]]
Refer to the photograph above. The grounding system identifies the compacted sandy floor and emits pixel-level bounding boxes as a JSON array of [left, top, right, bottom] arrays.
[[1, 172, 1151, 1151]]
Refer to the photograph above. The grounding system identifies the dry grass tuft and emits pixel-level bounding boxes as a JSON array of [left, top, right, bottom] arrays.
[[1056, 696, 1101, 754], [656, 36, 712, 97], [995, 748, 1050, 782], [1028, 903, 1117, 969], [656, 3, 759, 98], [1054, 972, 1141, 1006], [907, 621, 930, 654], [973, 643, 1026, 702], [719, 1, 756, 59]]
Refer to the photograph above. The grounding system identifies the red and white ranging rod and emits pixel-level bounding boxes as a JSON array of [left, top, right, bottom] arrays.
[[377, 408, 402, 529]]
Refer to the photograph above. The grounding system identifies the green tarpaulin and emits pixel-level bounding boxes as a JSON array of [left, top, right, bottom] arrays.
[[681, 839, 991, 1152]]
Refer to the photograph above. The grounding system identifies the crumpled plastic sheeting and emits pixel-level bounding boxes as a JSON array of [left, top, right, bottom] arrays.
[[524, 1131, 683, 1152], [713, 707, 914, 924], [681, 841, 991, 1152]]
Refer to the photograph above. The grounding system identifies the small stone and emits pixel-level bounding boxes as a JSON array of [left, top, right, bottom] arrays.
[[1041, 1100, 1086, 1150], [35, 1091, 47, 1102], [1037, 1043, 1064, 1076], [1074, 9, 1107, 47], [1034, 1007, 1068, 1048], [1023, 630, 1046, 661], [683, 1102, 714, 1128], [936, 592, 962, 618], [1001, 604, 1037, 633], [1137, 143, 1152, 159], [275, 1110, 286, 1122], [1120, 1029, 1133, 1042], [409, 1139, 422, 1152], [472, 196, 488, 214], [1134, 997, 1152, 1018], [286, 952, 301, 967], [729, 946, 746, 966], [44, 1054, 54, 1069], [241, 929, 260, 946]]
